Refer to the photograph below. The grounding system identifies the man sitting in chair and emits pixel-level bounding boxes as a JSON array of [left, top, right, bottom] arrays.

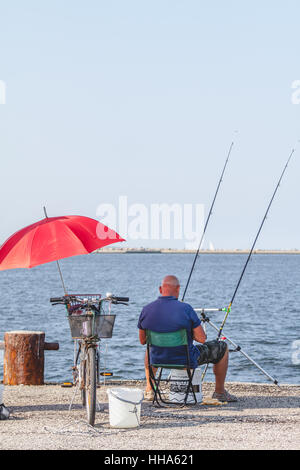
[[138, 275, 237, 402]]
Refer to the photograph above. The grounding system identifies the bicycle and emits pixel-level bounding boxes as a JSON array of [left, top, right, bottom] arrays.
[[50, 293, 129, 426]]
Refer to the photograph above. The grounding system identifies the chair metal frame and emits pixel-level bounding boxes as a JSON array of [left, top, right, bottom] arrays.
[[146, 328, 198, 407]]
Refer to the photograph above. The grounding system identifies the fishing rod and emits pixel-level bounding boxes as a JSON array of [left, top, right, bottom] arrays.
[[217, 148, 295, 340], [181, 141, 235, 302]]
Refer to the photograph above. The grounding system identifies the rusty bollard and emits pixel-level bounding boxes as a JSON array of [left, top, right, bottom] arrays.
[[3, 331, 59, 385]]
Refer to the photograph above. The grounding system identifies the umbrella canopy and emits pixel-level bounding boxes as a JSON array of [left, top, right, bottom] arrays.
[[0, 215, 125, 270]]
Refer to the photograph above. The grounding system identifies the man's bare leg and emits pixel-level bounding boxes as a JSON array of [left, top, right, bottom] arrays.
[[213, 345, 229, 394], [144, 350, 157, 393]]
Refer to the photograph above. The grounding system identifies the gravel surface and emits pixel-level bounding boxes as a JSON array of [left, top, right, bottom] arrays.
[[0, 381, 299, 450]]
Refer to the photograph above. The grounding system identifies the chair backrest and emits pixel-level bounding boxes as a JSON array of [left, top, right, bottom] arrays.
[[146, 329, 188, 348]]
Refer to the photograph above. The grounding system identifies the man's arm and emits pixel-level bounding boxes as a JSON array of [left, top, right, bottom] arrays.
[[139, 329, 147, 345], [192, 325, 207, 344]]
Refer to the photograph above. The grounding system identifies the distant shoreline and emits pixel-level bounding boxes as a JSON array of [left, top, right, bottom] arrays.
[[95, 248, 300, 254]]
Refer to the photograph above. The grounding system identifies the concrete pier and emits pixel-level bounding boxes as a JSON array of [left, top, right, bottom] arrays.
[[0, 381, 299, 450]]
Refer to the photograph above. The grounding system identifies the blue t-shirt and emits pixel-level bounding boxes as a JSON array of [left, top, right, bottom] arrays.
[[137, 296, 201, 369]]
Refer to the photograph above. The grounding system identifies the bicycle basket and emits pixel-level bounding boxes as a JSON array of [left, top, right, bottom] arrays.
[[68, 314, 116, 339]]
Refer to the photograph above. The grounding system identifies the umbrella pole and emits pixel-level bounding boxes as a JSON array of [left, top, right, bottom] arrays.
[[43, 206, 68, 295], [56, 260, 68, 295]]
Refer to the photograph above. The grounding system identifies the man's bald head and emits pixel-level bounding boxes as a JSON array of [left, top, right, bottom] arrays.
[[159, 275, 180, 298]]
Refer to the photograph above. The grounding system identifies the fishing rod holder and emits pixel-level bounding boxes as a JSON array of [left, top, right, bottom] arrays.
[[194, 308, 225, 313], [194, 308, 225, 322], [194, 308, 279, 385], [195, 308, 252, 352]]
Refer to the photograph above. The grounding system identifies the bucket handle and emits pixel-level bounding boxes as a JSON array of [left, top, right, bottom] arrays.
[[109, 390, 144, 426], [109, 390, 144, 406]]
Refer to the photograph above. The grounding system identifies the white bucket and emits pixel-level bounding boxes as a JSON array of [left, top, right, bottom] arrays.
[[168, 369, 202, 404], [107, 388, 144, 428]]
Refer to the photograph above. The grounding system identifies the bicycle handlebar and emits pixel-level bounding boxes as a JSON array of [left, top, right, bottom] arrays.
[[50, 295, 129, 305]]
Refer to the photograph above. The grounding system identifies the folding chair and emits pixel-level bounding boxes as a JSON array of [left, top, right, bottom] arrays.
[[146, 328, 197, 407]]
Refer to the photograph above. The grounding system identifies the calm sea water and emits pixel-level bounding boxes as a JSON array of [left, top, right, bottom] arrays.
[[0, 253, 299, 385]]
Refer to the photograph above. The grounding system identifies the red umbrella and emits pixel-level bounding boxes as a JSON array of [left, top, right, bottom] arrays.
[[0, 215, 125, 271]]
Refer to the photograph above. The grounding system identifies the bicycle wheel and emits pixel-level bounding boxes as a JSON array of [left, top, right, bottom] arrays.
[[80, 358, 86, 407], [96, 348, 100, 385], [85, 346, 97, 426]]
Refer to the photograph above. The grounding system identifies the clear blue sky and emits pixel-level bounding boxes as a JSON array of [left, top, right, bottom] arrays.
[[0, 0, 300, 249]]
